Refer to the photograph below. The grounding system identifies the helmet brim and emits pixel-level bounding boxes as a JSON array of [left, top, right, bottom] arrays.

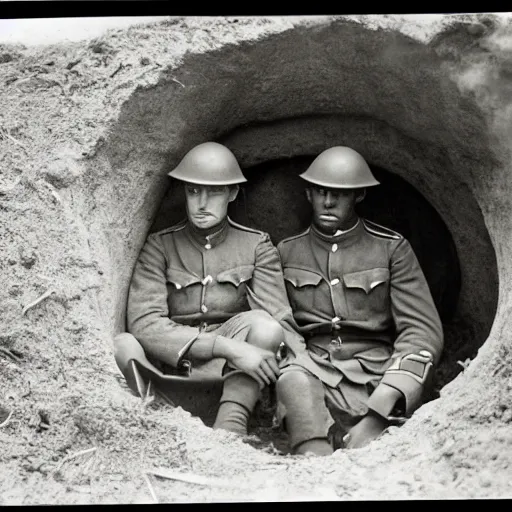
[[299, 174, 380, 188], [168, 171, 247, 185]]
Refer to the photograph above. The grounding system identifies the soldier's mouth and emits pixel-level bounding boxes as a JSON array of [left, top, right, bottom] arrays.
[[319, 214, 338, 221]]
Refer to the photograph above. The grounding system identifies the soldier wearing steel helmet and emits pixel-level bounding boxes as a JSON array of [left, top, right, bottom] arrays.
[[114, 142, 311, 436], [275, 146, 444, 456]]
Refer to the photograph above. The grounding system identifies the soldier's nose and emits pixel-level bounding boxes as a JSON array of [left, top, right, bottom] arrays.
[[198, 189, 208, 207], [324, 191, 336, 207]]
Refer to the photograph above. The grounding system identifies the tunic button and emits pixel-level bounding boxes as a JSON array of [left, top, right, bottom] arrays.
[[332, 316, 340, 323], [330, 278, 340, 286], [205, 244, 212, 250], [201, 304, 208, 313], [175, 283, 182, 290], [332, 244, 338, 253], [202, 275, 213, 286]]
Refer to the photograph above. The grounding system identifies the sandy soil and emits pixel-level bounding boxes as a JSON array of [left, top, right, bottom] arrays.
[[1, 17, 512, 504]]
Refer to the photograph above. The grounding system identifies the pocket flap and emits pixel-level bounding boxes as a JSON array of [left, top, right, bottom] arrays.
[[354, 347, 392, 364], [166, 267, 202, 289], [343, 268, 390, 294], [284, 267, 323, 288], [217, 265, 254, 287]]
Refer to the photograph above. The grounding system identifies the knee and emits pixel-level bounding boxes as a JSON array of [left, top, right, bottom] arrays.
[[276, 370, 316, 401], [246, 310, 284, 352], [113, 332, 146, 375], [113, 332, 143, 359]]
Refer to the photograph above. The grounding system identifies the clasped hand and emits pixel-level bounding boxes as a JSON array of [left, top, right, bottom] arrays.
[[230, 344, 281, 389]]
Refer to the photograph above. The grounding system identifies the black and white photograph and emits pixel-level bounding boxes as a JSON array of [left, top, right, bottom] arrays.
[[0, 11, 511, 504]]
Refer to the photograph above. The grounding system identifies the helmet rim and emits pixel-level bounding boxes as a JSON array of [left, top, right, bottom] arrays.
[[299, 173, 380, 189], [168, 173, 247, 185]]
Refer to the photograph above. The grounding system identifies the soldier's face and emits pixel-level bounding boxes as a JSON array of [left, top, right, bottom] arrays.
[[185, 184, 238, 230], [306, 186, 365, 234]]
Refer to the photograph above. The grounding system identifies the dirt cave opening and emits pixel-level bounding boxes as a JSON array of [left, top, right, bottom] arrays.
[[91, 17, 503, 456]]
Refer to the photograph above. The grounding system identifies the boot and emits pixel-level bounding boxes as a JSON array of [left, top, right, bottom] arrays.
[[213, 372, 260, 435], [294, 438, 334, 456]]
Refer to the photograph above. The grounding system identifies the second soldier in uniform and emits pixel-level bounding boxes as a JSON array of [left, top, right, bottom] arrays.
[[276, 146, 444, 456]]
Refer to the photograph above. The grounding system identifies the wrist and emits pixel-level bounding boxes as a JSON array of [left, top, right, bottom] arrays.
[[212, 335, 243, 362], [365, 409, 390, 426], [212, 335, 230, 359]]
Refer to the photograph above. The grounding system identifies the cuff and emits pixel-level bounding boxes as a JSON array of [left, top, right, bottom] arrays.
[[176, 331, 217, 374], [368, 351, 434, 417]]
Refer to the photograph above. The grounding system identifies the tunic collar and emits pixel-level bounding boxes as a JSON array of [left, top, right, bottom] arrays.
[[310, 218, 363, 250], [185, 217, 229, 251]]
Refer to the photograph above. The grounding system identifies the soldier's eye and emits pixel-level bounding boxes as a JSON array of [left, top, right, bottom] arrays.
[[186, 186, 200, 195]]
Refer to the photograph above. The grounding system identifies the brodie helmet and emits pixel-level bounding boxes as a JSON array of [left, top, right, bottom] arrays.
[[300, 146, 379, 188], [168, 142, 247, 185]]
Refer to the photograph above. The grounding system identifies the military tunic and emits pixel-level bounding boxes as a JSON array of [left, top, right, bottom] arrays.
[[126, 217, 311, 373], [277, 218, 444, 420]]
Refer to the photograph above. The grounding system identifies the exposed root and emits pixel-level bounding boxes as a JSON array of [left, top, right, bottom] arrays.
[[457, 358, 472, 370], [0, 347, 23, 363], [0, 408, 13, 428], [0, 125, 28, 151], [52, 447, 98, 477], [143, 472, 159, 503], [170, 77, 186, 88], [22, 289, 56, 316], [148, 468, 252, 490]]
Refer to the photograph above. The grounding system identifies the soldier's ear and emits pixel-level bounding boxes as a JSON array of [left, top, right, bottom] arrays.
[[228, 185, 239, 202], [355, 189, 366, 204], [305, 188, 312, 204]]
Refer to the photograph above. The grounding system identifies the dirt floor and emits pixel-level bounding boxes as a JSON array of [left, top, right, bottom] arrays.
[[1, 16, 512, 504]]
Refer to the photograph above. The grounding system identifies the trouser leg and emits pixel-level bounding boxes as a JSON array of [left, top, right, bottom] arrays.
[[276, 368, 334, 456]]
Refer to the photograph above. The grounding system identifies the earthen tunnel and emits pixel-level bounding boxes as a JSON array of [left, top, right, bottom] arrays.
[[84, 16, 511, 422]]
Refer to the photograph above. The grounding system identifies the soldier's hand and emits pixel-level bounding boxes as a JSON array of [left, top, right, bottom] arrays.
[[344, 411, 389, 450], [229, 344, 280, 388]]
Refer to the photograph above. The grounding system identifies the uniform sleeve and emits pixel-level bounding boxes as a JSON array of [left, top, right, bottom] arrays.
[[126, 233, 217, 369], [367, 238, 444, 418], [245, 234, 308, 356]]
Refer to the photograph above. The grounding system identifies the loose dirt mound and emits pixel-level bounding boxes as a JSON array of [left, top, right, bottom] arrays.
[[1, 16, 512, 504]]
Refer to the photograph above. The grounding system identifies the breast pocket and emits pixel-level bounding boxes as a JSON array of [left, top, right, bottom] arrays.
[[217, 265, 254, 287], [214, 265, 254, 312], [283, 267, 325, 312], [166, 267, 202, 316], [343, 267, 390, 319]]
